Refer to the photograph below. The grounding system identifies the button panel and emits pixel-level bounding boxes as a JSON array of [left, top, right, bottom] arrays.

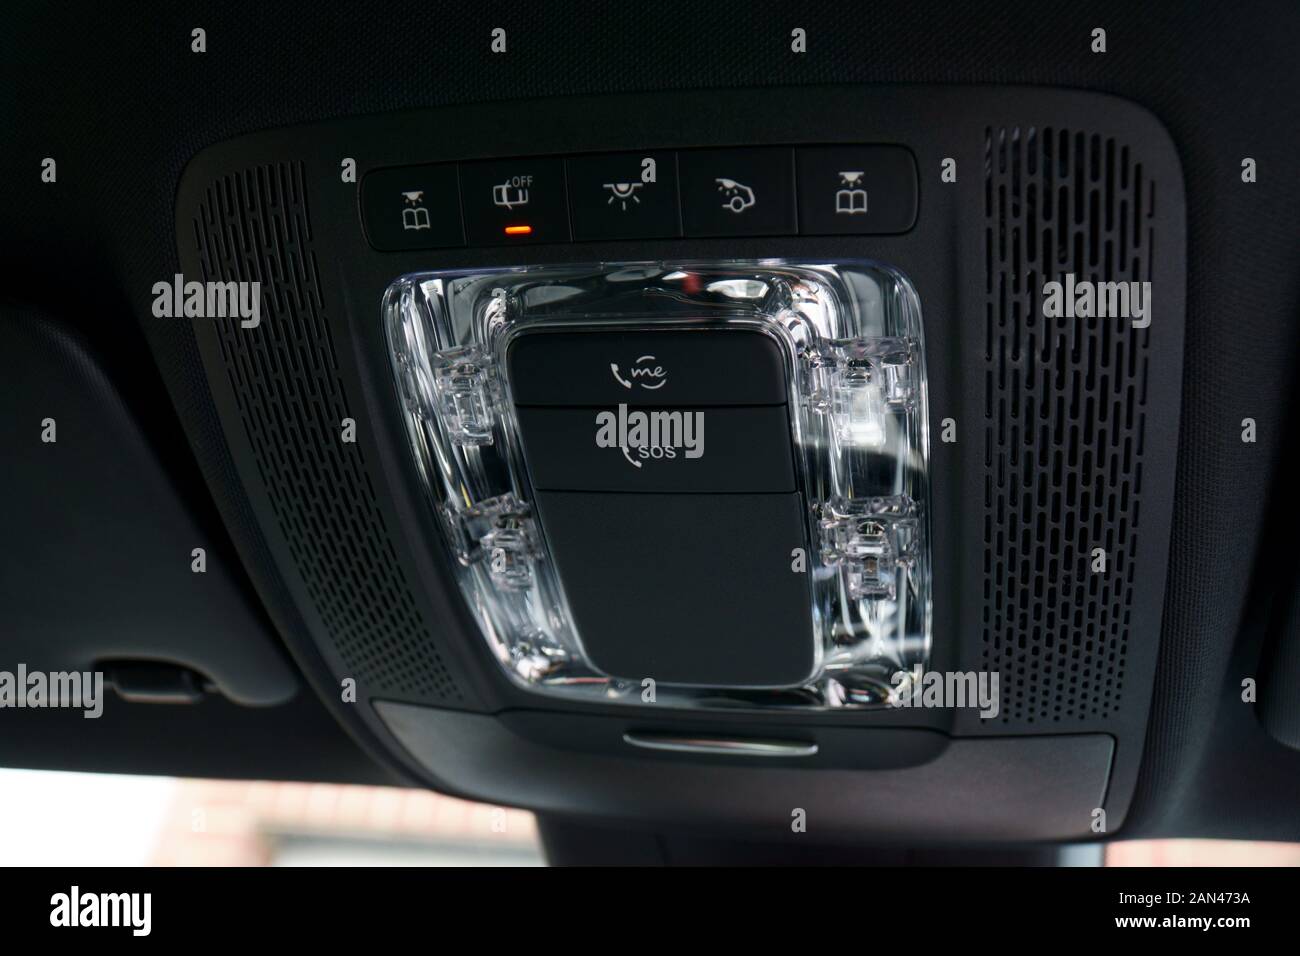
[[504, 319, 812, 686], [360, 145, 918, 249]]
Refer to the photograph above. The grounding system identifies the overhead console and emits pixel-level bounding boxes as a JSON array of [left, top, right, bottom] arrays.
[[172, 86, 1186, 840]]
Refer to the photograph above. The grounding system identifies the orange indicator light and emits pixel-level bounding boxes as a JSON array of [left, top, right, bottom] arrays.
[[504, 225, 532, 236]]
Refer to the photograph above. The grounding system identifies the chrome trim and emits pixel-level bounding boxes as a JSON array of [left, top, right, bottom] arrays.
[[622, 732, 818, 758]]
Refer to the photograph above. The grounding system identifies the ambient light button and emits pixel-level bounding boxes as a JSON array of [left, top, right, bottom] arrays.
[[566, 151, 681, 241]]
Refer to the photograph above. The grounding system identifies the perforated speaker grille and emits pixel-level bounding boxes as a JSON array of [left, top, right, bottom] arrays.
[[981, 127, 1153, 725], [191, 162, 462, 704]]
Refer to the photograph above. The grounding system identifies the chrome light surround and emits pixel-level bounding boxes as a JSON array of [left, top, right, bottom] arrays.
[[384, 260, 930, 709]]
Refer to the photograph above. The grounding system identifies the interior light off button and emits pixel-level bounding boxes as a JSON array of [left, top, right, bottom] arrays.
[[796, 145, 918, 235], [460, 157, 570, 245], [508, 328, 787, 406]]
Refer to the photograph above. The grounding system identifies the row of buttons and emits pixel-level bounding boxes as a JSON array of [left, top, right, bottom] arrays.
[[361, 146, 918, 251]]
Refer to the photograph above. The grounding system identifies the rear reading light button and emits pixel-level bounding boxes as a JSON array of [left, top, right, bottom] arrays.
[[460, 157, 570, 245], [507, 328, 787, 407], [361, 163, 464, 251], [796, 145, 918, 235], [515, 405, 796, 493]]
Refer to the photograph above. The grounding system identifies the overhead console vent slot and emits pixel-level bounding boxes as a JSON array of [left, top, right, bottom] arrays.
[[192, 162, 463, 704], [980, 127, 1156, 725]]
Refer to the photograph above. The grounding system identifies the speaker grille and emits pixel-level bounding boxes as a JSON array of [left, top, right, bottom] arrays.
[[981, 127, 1153, 724], [191, 162, 461, 704]]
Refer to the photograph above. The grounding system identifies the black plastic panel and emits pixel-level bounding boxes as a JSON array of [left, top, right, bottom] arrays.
[[376, 702, 1114, 842], [173, 86, 1186, 836]]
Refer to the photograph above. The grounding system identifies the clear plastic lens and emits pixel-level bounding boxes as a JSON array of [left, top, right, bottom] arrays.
[[384, 261, 931, 709]]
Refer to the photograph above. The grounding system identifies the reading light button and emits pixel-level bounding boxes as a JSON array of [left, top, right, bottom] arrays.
[[361, 163, 465, 251], [460, 157, 571, 245]]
